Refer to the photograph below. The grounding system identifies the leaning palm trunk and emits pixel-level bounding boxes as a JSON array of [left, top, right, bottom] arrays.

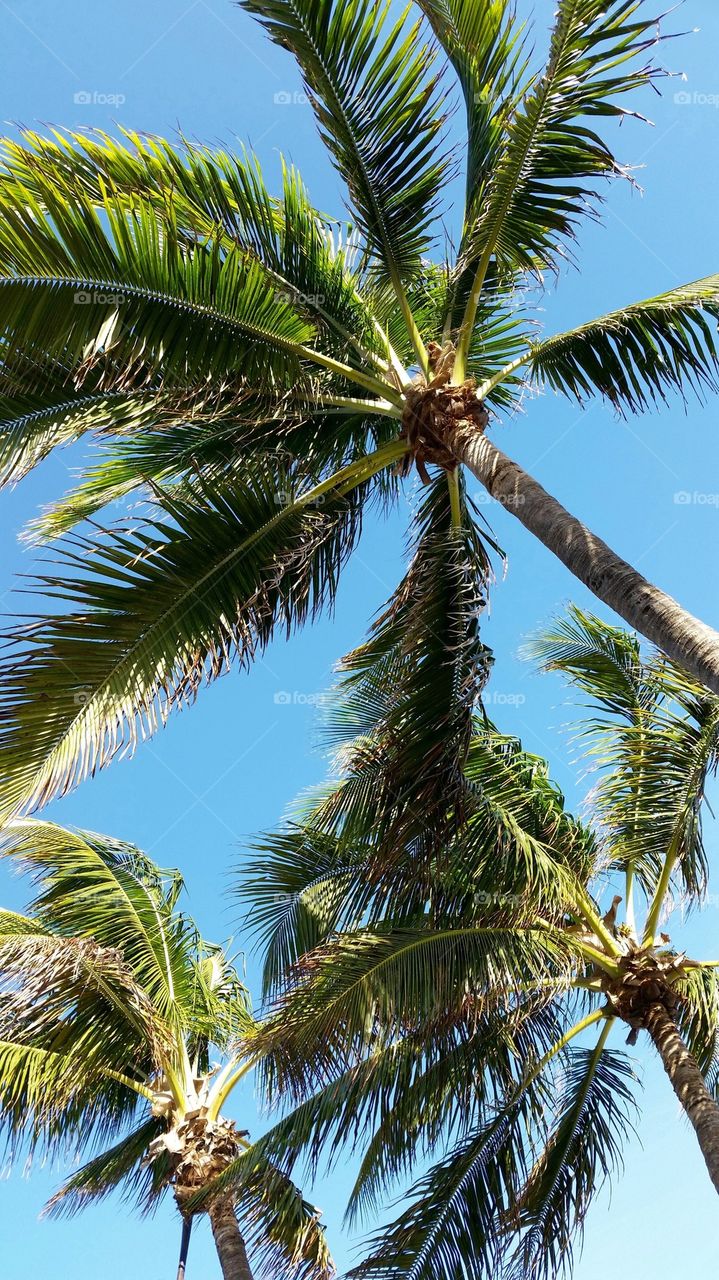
[[176, 1217, 192, 1280], [209, 1196, 255, 1280], [454, 428, 719, 695], [645, 1002, 719, 1194]]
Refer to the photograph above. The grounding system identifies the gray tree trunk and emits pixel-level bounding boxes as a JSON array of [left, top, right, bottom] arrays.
[[454, 429, 719, 694], [208, 1196, 254, 1280], [645, 1001, 719, 1194]]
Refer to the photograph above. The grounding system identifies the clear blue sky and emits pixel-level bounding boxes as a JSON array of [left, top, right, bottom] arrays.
[[2, 1, 719, 1275]]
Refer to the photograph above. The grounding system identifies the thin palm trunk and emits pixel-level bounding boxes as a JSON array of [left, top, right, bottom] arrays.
[[645, 1001, 719, 1194], [208, 1195, 254, 1280], [454, 429, 719, 694], [176, 1216, 192, 1280]]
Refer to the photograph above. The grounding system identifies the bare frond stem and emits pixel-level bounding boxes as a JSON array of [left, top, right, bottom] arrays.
[[103, 1067, 156, 1104], [572, 887, 623, 958], [446, 468, 462, 529], [521, 1008, 610, 1091], [297, 345, 404, 404], [315, 394, 402, 419], [390, 267, 429, 375], [207, 1057, 256, 1123], [644, 704, 719, 944]]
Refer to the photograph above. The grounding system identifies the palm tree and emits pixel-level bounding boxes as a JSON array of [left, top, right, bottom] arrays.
[[1, 1, 719, 826], [0, 820, 334, 1280], [226, 606, 719, 1280]]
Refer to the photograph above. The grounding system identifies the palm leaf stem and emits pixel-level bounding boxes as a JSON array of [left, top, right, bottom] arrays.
[[644, 704, 719, 944]]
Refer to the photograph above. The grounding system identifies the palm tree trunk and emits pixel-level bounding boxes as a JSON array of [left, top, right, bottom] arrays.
[[454, 429, 719, 694], [208, 1195, 254, 1280], [645, 1001, 719, 1193], [176, 1216, 192, 1280]]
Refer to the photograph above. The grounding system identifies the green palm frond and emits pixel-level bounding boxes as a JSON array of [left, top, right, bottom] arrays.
[[260, 924, 572, 1101], [416, 1, 532, 333], [348, 1106, 533, 1280], [524, 606, 647, 716], [674, 966, 719, 1083], [419, 1, 531, 213], [205, 1150, 335, 1280], [25, 388, 401, 544], [311, 475, 496, 880], [0, 1038, 145, 1160], [238, 827, 364, 997], [0, 386, 163, 490], [454, 727, 598, 918], [43, 1117, 167, 1218], [0, 820, 197, 1030], [213, 1000, 561, 1230], [0, 460, 380, 822], [530, 278, 719, 414], [0, 821, 335, 1278], [454, 0, 669, 374], [0, 156, 399, 422], [240, 723, 595, 999], [528, 607, 719, 907], [508, 1028, 637, 1280], [0, 129, 386, 366], [237, 0, 449, 341], [345, 1001, 563, 1226]]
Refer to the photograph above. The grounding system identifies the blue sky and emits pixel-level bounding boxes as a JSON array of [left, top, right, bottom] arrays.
[[2, 1, 719, 1275]]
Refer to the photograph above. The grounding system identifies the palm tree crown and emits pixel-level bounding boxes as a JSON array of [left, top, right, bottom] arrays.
[[1, 1, 719, 831], [0, 821, 334, 1280], [229, 606, 719, 1280]]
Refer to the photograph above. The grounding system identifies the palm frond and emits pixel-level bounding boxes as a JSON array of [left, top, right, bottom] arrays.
[[530, 277, 719, 414], [189, 1146, 335, 1280], [0, 820, 198, 1031], [464, 0, 668, 283], [237, 0, 449, 312], [0, 1038, 144, 1161], [43, 1116, 167, 1218], [237, 827, 365, 998], [259, 924, 572, 1101], [347, 1108, 531, 1280], [0, 128, 383, 365], [508, 1030, 637, 1280], [0, 462, 372, 821], [674, 966, 719, 1083], [309, 475, 496, 893], [528, 607, 719, 905]]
